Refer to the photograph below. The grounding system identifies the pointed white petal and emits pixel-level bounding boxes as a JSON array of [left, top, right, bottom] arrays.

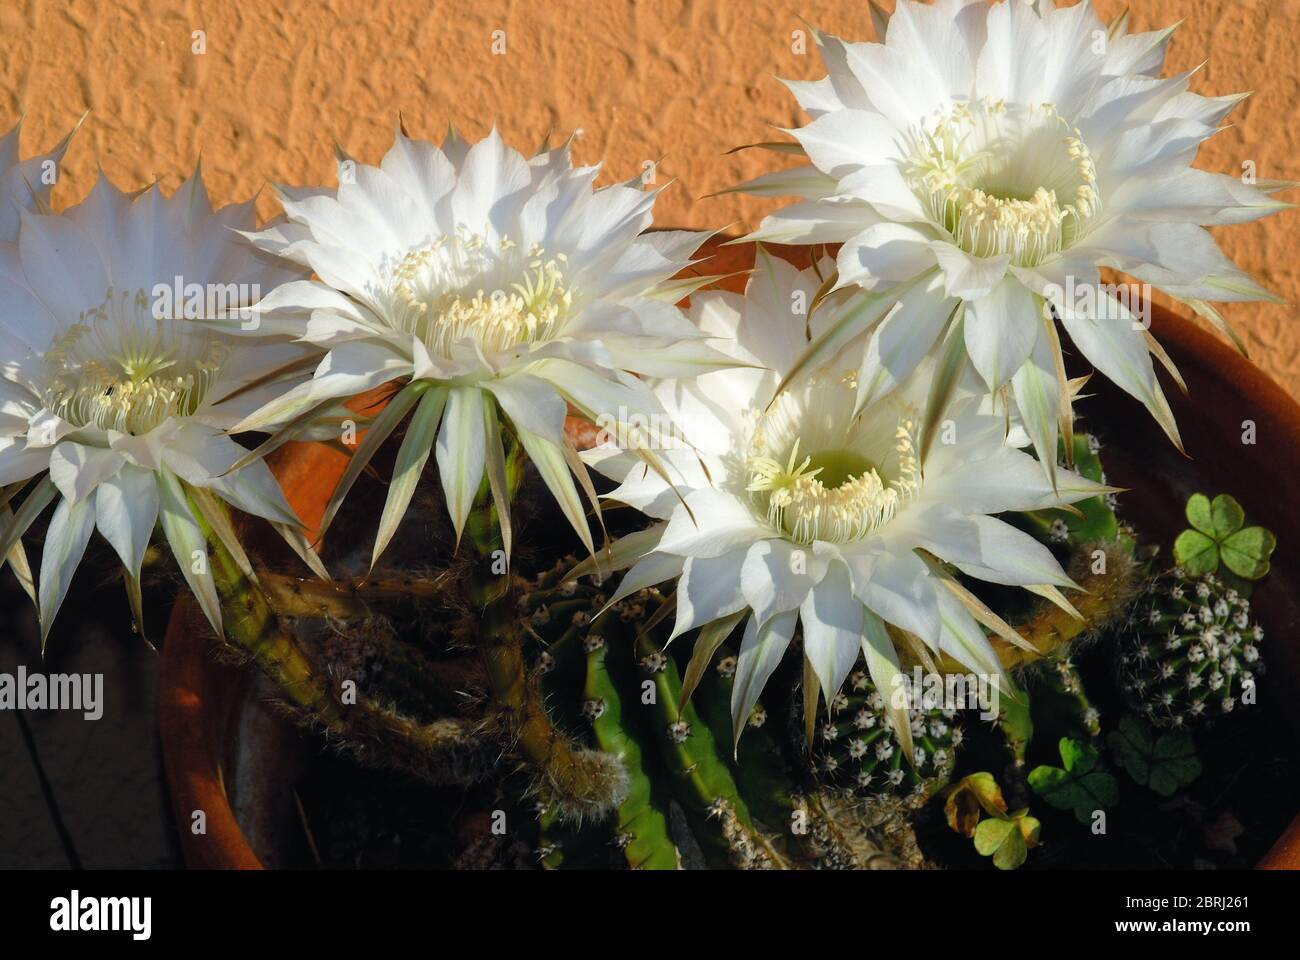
[[1010, 320, 1060, 481], [94, 464, 160, 579], [374, 386, 446, 567], [435, 386, 486, 546], [37, 493, 96, 644], [515, 428, 594, 555], [966, 278, 1040, 391], [740, 538, 831, 627], [655, 488, 769, 560], [670, 548, 749, 641], [799, 562, 863, 704], [861, 606, 913, 762], [731, 610, 797, 748], [157, 468, 222, 636], [483, 374, 567, 444]]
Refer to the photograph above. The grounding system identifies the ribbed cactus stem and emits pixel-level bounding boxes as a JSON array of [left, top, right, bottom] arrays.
[[259, 570, 460, 618], [1046, 659, 1101, 737], [197, 501, 345, 727], [464, 438, 628, 821], [197, 493, 495, 785], [632, 630, 789, 869], [476, 590, 628, 819], [1119, 570, 1264, 729]]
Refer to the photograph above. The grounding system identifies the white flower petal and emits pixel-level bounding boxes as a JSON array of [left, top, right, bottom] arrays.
[[157, 467, 222, 635], [94, 464, 160, 579], [606, 551, 685, 611], [482, 373, 568, 444], [929, 242, 1010, 301], [858, 549, 942, 649], [790, 109, 903, 177], [923, 445, 1107, 514], [836, 221, 937, 291], [435, 386, 487, 544], [48, 441, 126, 504], [656, 488, 769, 560], [671, 549, 749, 641], [740, 538, 831, 628], [855, 274, 954, 411], [935, 585, 1003, 679], [965, 277, 1040, 391], [731, 610, 797, 748], [37, 492, 96, 644], [799, 562, 864, 703], [1054, 287, 1181, 447], [1010, 319, 1060, 475]]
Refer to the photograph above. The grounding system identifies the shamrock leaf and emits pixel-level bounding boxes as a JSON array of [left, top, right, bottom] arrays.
[[1220, 526, 1277, 580], [1107, 715, 1202, 797], [1174, 493, 1276, 580], [1028, 738, 1119, 824], [1172, 528, 1218, 575], [943, 772, 1008, 837], [973, 809, 1041, 870]]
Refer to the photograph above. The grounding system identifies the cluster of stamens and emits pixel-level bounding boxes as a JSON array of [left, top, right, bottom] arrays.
[[746, 418, 920, 545], [389, 231, 574, 359], [901, 100, 1101, 267], [42, 288, 224, 436]]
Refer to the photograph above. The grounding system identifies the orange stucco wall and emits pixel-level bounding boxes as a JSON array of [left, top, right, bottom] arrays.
[[2, 0, 1297, 394]]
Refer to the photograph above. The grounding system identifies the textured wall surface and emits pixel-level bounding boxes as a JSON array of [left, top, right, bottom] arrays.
[[0, 0, 1297, 393]]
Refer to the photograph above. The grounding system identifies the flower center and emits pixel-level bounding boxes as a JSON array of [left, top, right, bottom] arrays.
[[388, 232, 574, 360], [42, 288, 225, 435], [901, 100, 1100, 267], [746, 421, 921, 545]]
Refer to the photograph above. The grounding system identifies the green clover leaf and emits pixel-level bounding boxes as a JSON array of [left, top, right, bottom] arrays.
[[973, 809, 1041, 870], [1173, 493, 1276, 580], [1107, 715, 1202, 797], [1221, 526, 1278, 580], [1028, 737, 1119, 824]]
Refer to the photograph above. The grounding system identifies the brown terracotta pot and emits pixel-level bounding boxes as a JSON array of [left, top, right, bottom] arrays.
[[159, 240, 1300, 869]]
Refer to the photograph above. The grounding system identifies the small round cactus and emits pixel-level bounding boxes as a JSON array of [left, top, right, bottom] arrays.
[[798, 668, 962, 796], [1119, 569, 1265, 729]]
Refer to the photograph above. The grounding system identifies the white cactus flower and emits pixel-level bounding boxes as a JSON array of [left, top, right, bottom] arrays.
[[0, 170, 308, 641], [223, 126, 739, 566], [738, 0, 1294, 479], [582, 253, 1108, 747], [0, 119, 81, 600]]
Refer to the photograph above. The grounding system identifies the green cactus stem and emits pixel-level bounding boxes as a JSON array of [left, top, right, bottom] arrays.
[[631, 626, 789, 869], [581, 623, 679, 869]]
